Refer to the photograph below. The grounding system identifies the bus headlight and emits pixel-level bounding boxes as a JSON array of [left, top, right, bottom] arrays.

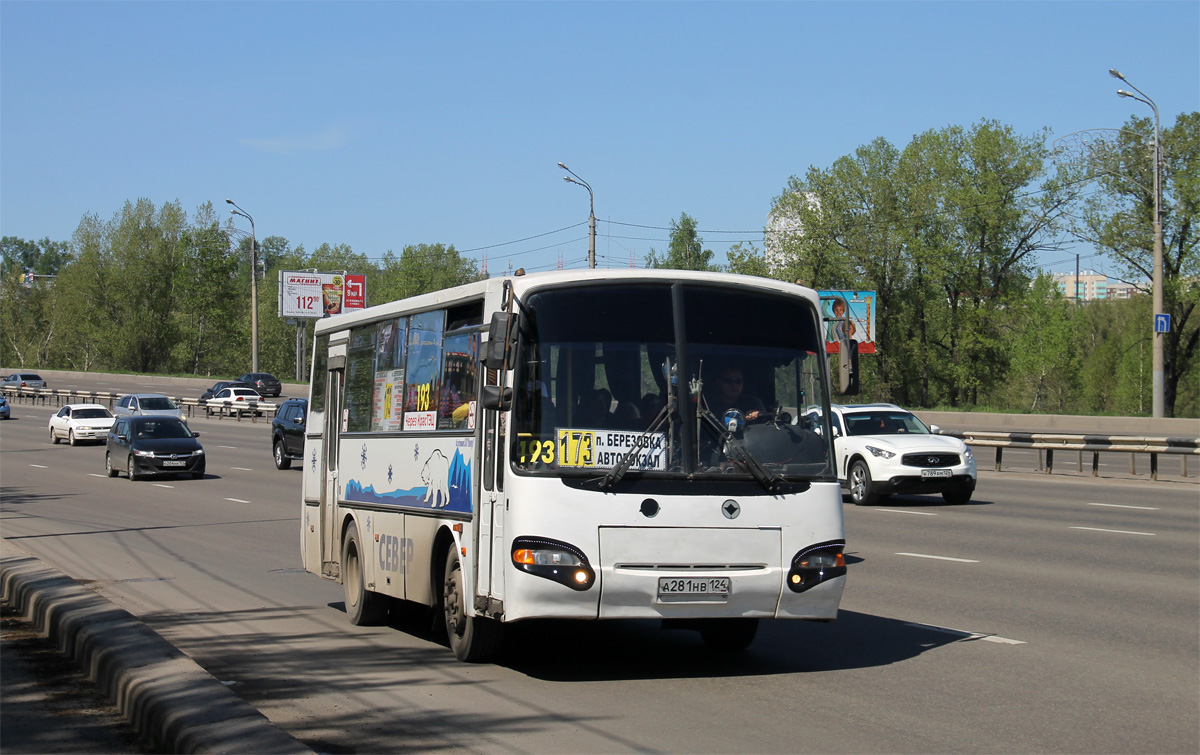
[[512, 537, 595, 591], [787, 541, 847, 593]]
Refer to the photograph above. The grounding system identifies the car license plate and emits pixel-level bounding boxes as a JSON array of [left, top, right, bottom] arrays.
[[162, 460, 187, 467], [657, 577, 730, 596], [922, 469, 952, 478]]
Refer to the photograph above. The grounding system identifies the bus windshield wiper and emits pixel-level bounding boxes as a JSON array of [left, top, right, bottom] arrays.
[[599, 405, 670, 490], [696, 406, 784, 494]]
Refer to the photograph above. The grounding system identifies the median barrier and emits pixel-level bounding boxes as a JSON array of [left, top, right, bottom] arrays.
[[949, 430, 1198, 482]]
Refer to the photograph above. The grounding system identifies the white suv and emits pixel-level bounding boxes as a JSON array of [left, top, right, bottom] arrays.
[[807, 403, 976, 505]]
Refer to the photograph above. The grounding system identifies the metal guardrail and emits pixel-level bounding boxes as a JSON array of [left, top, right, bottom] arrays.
[[0, 386, 277, 423], [949, 430, 1198, 482]]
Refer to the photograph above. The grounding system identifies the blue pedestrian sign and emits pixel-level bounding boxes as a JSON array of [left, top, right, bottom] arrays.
[[1154, 314, 1171, 333]]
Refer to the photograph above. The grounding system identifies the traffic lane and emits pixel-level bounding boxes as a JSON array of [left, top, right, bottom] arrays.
[[6, 406, 1198, 753], [0, 407, 307, 612], [843, 474, 1198, 645], [840, 476, 1198, 752]]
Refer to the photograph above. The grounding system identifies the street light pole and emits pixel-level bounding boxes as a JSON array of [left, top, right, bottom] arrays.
[[226, 198, 259, 373], [558, 162, 596, 269], [1110, 68, 1164, 418]]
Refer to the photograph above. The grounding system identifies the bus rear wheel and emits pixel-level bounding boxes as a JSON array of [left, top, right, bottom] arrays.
[[442, 547, 501, 663], [698, 618, 759, 651], [343, 526, 386, 625]]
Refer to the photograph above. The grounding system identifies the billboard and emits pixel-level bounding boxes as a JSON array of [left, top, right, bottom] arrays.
[[279, 271, 367, 319], [819, 290, 877, 354]]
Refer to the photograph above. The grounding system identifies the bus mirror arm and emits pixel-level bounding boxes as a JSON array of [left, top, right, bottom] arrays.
[[482, 385, 512, 411], [838, 339, 860, 395]]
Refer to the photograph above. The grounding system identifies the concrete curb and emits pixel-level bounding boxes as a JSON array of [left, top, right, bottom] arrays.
[[0, 540, 313, 755]]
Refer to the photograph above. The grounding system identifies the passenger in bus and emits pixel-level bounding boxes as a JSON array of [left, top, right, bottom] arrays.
[[578, 388, 613, 428], [711, 366, 765, 421]]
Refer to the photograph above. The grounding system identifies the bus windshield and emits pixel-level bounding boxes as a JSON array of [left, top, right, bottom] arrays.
[[512, 282, 835, 482]]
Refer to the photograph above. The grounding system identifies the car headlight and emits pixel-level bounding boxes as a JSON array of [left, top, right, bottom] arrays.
[[964, 447, 974, 462], [133, 449, 154, 457], [193, 449, 204, 456], [865, 445, 895, 459]]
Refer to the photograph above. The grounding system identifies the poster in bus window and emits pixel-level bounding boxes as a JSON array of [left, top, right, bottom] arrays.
[[818, 290, 877, 354], [439, 332, 478, 431], [403, 311, 443, 431]]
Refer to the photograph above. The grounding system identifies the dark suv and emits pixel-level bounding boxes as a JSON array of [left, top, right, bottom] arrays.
[[271, 398, 307, 469], [239, 372, 282, 398]]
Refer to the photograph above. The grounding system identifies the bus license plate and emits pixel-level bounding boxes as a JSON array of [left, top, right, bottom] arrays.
[[162, 460, 187, 467], [658, 577, 730, 596], [921, 469, 952, 478]]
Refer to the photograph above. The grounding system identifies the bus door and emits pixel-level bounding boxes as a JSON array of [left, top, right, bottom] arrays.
[[322, 352, 346, 579], [475, 365, 507, 613]]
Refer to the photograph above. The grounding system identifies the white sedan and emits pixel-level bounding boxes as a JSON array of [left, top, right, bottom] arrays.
[[204, 387, 274, 416], [49, 404, 115, 446], [809, 403, 977, 506]]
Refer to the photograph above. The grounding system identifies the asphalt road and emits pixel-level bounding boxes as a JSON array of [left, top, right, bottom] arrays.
[[1, 380, 1197, 753]]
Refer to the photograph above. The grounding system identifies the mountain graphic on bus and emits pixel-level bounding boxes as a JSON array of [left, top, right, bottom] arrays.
[[344, 448, 473, 513]]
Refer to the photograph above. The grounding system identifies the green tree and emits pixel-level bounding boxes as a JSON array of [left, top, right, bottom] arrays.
[[374, 243, 484, 303], [172, 203, 244, 375], [1076, 111, 1199, 417], [645, 213, 720, 271], [0, 236, 72, 278]]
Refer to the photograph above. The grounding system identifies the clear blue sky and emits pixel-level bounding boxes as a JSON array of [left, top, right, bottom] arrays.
[[2, 1, 1197, 279]]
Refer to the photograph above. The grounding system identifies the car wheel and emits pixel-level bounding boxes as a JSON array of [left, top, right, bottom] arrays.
[[127, 456, 140, 482], [943, 489, 973, 505], [274, 439, 291, 470], [68, 429, 77, 447], [849, 459, 878, 506], [443, 547, 501, 662], [698, 618, 759, 651], [105, 452, 119, 478], [342, 525, 386, 626], [51, 427, 60, 444]]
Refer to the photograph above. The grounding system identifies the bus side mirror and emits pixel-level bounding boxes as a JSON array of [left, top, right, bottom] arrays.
[[839, 340, 860, 395], [481, 385, 512, 411], [485, 312, 515, 371]]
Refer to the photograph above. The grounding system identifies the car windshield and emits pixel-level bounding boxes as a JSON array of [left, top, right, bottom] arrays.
[[140, 397, 177, 410], [133, 420, 192, 439], [844, 411, 930, 436], [74, 408, 112, 419], [512, 282, 835, 482]]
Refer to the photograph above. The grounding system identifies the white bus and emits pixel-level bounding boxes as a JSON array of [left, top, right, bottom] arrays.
[[300, 269, 853, 661]]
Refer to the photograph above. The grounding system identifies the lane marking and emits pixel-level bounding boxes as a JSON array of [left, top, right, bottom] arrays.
[[153, 484, 174, 489], [1070, 526, 1155, 536], [1088, 503, 1159, 510], [904, 621, 1026, 645], [896, 552, 979, 563], [231, 467, 253, 471], [877, 508, 937, 516], [29, 464, 48, 469], [88, 473, 107, 478], [224, 498, 250, 504], [219, 446, 239, 450]]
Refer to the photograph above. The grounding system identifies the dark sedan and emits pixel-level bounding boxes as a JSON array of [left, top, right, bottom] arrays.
[[239, 372, 282, 398], [105, 416, 205, 480]]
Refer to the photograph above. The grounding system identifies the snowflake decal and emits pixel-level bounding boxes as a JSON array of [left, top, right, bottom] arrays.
[[310, 450, 318, 473], [360, 444, 369, 469], [413, 443, 420, 461], [388, 464, 393, 484]]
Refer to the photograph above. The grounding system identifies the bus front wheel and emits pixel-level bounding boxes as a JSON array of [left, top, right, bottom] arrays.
[[343, 526, 386, 625], [442, 547, 501, 662]]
